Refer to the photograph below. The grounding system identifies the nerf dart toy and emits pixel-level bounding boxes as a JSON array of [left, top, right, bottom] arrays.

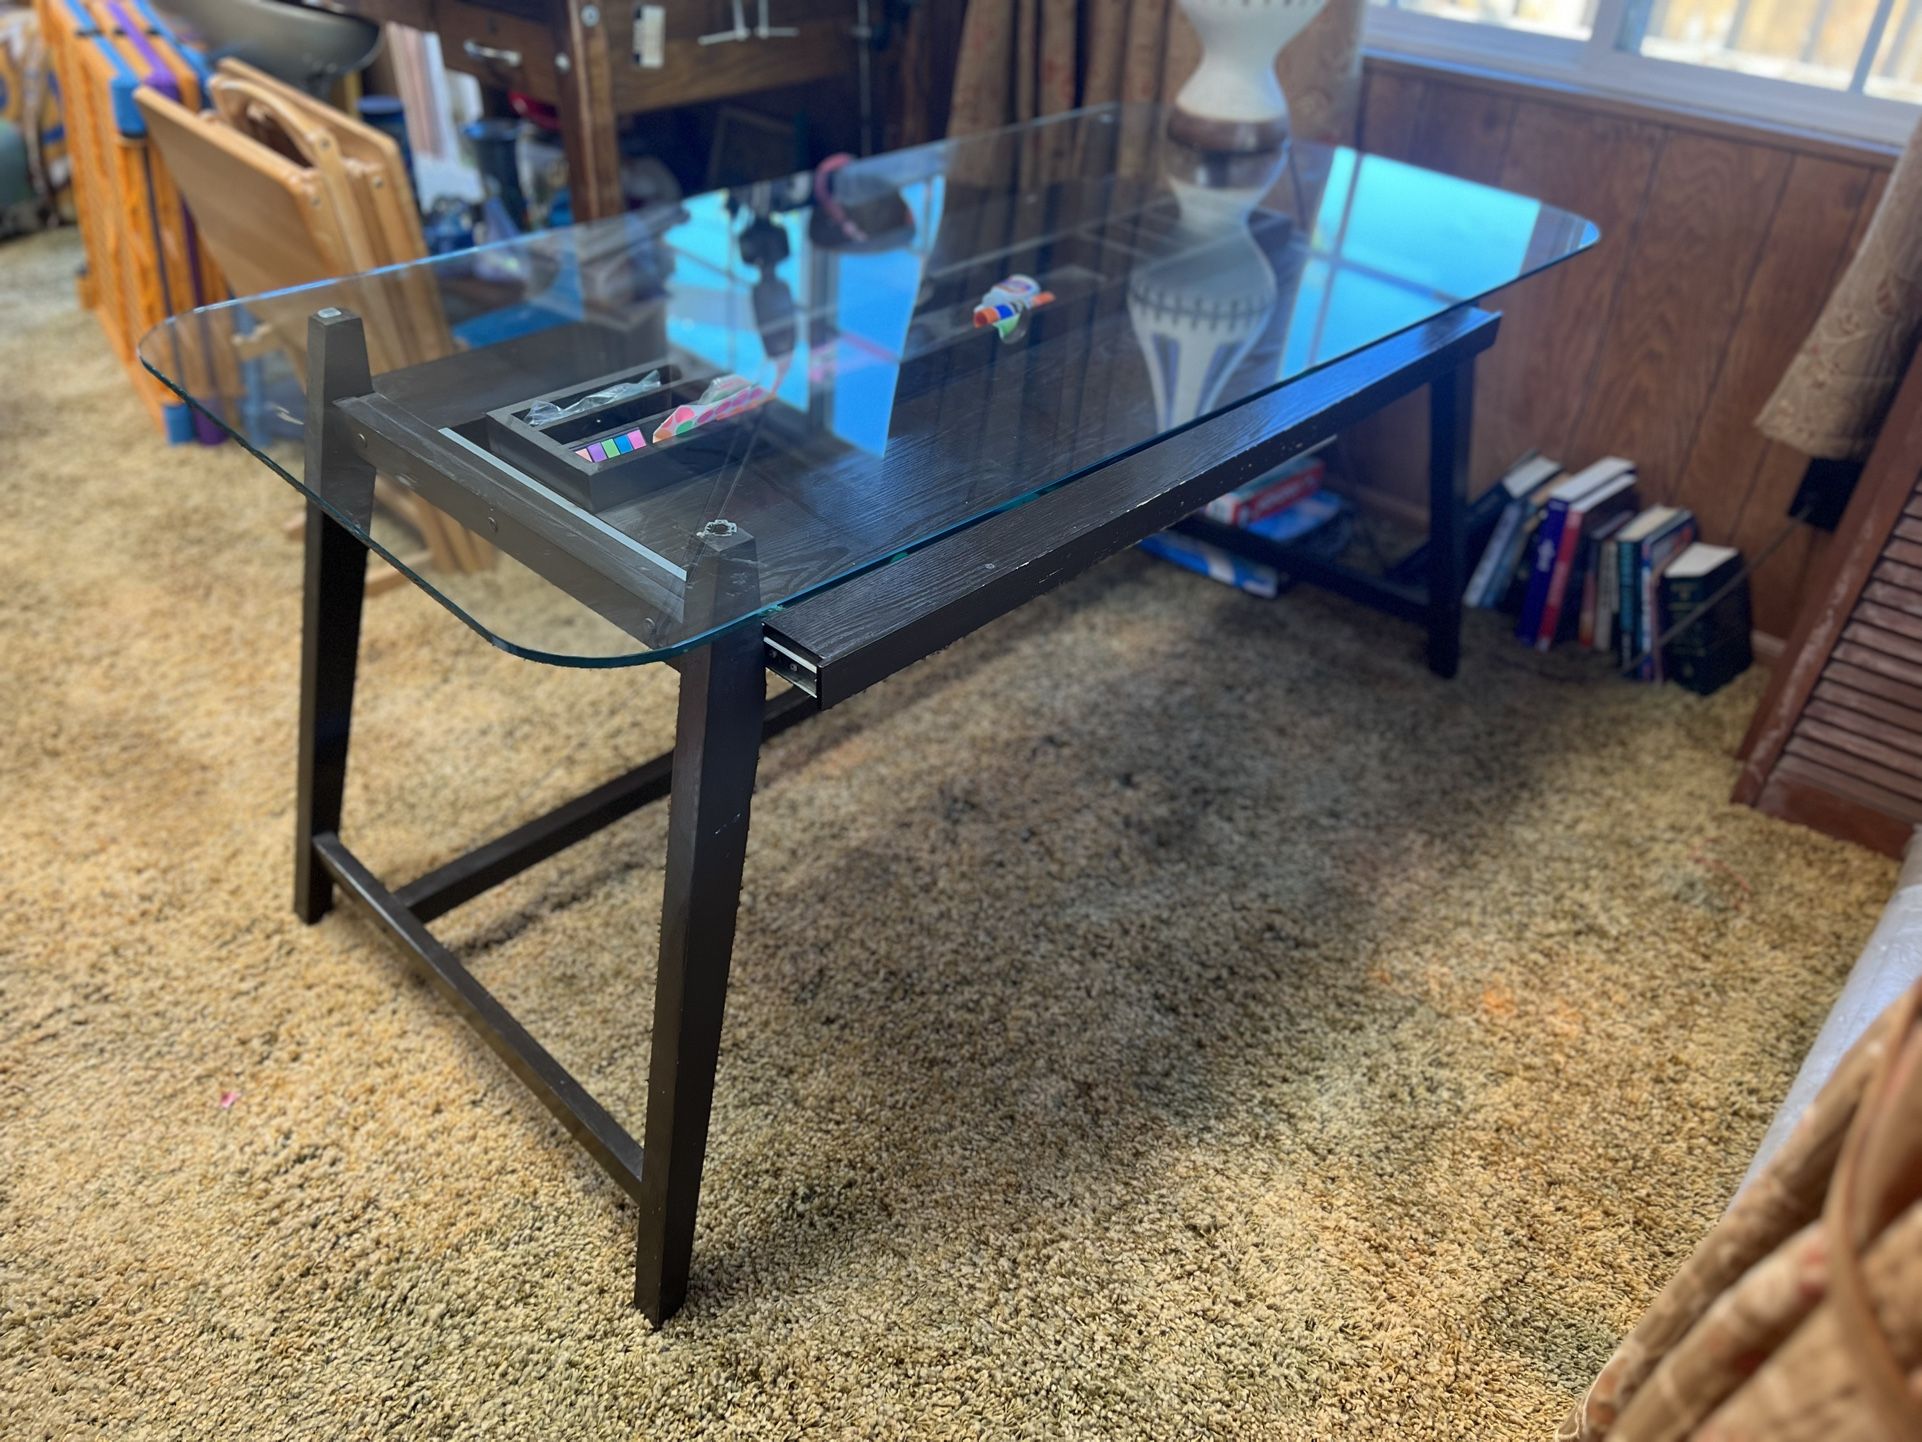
[[651, 373, 771, 443], [973, 274, 1055, 340]]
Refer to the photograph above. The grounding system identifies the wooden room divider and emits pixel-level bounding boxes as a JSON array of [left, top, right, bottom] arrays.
[[1736, 343, 1922, 856]]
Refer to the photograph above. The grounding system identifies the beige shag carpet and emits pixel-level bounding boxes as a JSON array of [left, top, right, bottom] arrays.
[[0, 226, 1899, 1439]]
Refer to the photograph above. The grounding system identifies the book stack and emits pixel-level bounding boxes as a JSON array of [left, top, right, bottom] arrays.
[[1515, 457, 1640, 652], [1200, 453, 1326, 527], [1141, 451, 1349, 597], [1467, 452, 1740, 681], [1606, 505, 1695, 678], [1659, 544, 1752, 695], [1465, 452, 1564, 611]]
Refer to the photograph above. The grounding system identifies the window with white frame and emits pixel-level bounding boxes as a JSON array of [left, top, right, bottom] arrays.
[[1368, 0, 1922, 142]]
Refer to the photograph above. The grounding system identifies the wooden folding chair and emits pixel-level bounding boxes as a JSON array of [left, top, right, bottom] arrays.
[[213, 60, 431, 278], [135, 85, 468, 578], [199, 62, 490, 571], [79, 0, 232, 422], [40, 0, 186, 433]]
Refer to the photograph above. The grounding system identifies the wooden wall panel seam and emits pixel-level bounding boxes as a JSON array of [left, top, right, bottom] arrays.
[[1702, 158, 1874, 638], [1494, 104, 1663, 475], [1559, 130, 1670, 462], [1469, 97, 1521, 184], [1574, 135, 1796, 500], [1664, 155, 1798, 515]]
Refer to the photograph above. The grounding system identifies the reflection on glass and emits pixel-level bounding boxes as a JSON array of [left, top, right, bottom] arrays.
[[139, 104, 1596, 665], [1130, 146, 1291, 430]]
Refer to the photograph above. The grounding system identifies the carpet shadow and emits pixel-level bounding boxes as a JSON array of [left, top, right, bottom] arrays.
[[430, 558, 1611, 1324], [679, 587, 1605, 1319]]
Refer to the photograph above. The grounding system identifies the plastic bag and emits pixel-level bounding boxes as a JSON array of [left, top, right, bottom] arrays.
[[527, 369, 662, 427]]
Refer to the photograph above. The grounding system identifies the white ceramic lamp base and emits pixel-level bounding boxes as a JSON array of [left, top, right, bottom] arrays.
[[1169, 0, 1327, 153]]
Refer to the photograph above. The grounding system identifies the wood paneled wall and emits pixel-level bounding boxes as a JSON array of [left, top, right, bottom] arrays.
[[1351, 57, 1898, 641]]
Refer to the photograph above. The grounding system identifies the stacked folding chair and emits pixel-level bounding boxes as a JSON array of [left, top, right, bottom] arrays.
[[1, 6, 75, 224], [138, 62, 491, 575], [37, 0, 230, 441]]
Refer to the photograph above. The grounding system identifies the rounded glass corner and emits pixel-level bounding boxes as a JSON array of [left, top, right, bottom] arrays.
[[138, 343, 688, 668]]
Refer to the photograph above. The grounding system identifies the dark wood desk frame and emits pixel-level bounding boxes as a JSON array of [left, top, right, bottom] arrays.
[[292, 303, 1497, 1324]]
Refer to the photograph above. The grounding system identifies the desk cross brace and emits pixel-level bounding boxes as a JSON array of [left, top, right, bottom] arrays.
[[297, 493, 817, 1322], [295, 310, 819, 1325], [286, 306, 1483, 1327]]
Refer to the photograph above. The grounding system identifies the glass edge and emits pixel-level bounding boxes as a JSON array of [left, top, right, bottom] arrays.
[[138, 351, 677, 669], [137, 197, 1602, 669]]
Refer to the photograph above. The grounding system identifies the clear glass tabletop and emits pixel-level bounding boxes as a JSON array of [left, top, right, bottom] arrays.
[[138, 104, 1597, 665]]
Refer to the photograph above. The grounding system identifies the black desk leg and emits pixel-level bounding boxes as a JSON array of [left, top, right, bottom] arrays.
[[295, 505, 369, 921], [1425, 357, 1474, 680], [635, 523, 765, 1325], [295, 309, 376, 922]]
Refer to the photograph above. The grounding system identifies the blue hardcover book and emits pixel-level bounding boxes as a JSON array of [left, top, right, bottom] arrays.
[[1537, 467, 1636, 650], [1137, 530, 1282, 597], [1515, 507, 1567, 642], [1470, 498, 1526, 608], [1139, 490, 1348, 597], [1515, 462, 1629, 642], [1467, 454, 1561, 607]]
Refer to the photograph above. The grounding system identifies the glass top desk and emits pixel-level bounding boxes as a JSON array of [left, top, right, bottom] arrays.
[[141, 103, 1595, 1324]]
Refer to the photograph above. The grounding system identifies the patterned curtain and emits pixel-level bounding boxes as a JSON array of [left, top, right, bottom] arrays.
[[945, 0, 1365, 146], [1757, 118, 1922, 460]]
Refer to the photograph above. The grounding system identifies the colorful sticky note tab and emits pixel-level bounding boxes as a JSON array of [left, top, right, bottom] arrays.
[[577, 428, 651, 463]]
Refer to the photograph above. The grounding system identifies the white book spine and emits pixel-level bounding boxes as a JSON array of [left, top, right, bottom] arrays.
[[1467, 500, 1522, 608]]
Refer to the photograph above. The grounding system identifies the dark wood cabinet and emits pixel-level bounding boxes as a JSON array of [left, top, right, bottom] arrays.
[[330, 0, 861, 218]]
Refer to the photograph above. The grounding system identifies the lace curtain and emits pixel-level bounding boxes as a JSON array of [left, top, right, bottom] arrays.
[[1758, 120, 1922, 461]]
